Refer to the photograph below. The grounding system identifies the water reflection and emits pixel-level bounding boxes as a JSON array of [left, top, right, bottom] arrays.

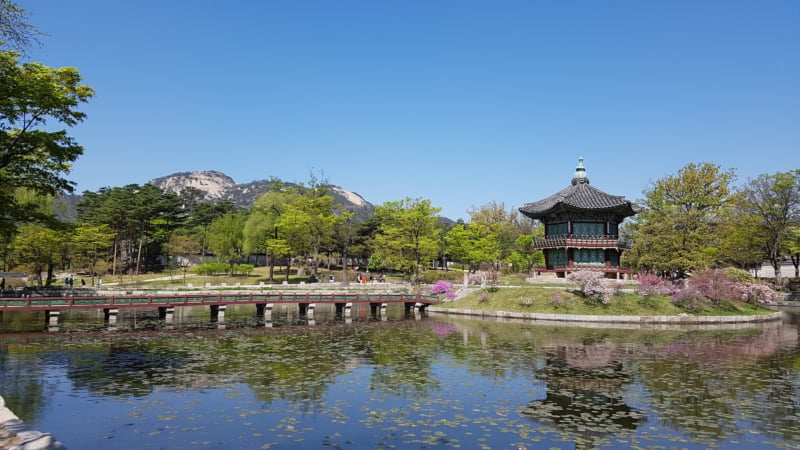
[[521, 358, 645, 449], [0, 309, 798, 449]]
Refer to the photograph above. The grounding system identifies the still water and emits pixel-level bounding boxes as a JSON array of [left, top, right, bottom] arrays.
[[1, 304, 799, 450]]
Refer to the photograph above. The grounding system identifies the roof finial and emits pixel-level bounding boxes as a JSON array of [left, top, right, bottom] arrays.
[[571, 156, 589, 185]]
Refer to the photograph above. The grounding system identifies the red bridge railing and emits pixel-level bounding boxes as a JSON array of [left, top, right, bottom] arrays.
[[0, 292, 440, 311]]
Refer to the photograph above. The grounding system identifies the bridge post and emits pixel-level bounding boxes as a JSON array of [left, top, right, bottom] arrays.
[[414, 302, 425, 320], [380, 303, 388, 321], [345, 302, 353, 319], [263, 303, 273, 327], [45, 310, 60, 329], [104, 308, 120, 325], [210, 304, 226, 322], [369, 302, 379, 318], [158, 306, 175, 323], [307, 303, 315, 320]]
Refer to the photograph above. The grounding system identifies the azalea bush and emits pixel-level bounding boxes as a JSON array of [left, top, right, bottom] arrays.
[[431, 280, 456, 301], [550, 292, 573, 308], [636, 273, 677, 296], [567, 270, 612, 305], [670, 269, 776, 310]]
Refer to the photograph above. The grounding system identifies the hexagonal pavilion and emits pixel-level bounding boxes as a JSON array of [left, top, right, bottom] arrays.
[[519, 157, 642, 279]]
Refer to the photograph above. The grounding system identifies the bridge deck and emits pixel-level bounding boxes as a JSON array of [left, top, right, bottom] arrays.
[[0, 292, 439, 312]]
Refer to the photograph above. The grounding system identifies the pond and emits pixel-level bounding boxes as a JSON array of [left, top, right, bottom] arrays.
[[1, 305, 799, 449]]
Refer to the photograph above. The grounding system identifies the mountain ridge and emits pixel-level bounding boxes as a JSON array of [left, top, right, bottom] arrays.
[[149, 170, 376, 221]]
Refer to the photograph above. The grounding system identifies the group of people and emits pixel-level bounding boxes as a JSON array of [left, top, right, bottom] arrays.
[[64, 275, 87, 288], [355, 272, 385, 284]]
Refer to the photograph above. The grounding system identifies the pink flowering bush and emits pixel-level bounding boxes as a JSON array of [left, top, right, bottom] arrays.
[[739, 283, 777, 305], [431, 280, 456, 301], [636, 273, 677, 296], [566, 270, 612, 305], [670, 269, 777, 310], [550, 292, 572, 308]]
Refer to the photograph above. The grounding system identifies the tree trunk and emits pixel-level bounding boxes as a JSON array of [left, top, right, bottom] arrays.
[[792, 254, 799, 278], [341, 250, 349, 286], [112, 239, 118, 276], [135, 232, 144, 275], [268, 253, 275, 283], [771, 255, 783, 289]]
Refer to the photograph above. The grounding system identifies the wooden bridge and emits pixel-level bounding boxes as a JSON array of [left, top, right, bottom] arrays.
[[0, 291, 440, 327]]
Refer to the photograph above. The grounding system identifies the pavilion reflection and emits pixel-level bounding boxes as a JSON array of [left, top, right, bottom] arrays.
[[521, 341, 646, 449]]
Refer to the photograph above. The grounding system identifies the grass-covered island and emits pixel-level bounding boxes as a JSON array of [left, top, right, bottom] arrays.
[[431, 269, 780, 318]]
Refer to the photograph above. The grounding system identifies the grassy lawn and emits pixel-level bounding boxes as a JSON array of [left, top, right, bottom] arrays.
[[59, 268, 777, 317], [435, 286, 776, 316]]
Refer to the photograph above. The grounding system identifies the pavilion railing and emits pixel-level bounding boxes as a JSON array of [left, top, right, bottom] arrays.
[[534, 234, 632, 249]]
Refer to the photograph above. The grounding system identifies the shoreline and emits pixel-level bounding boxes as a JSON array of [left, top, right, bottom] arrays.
[[428, 307, 785, 325], [0, 396, 64, 449]]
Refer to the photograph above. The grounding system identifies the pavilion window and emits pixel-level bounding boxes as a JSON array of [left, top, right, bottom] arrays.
[[548, 249, 568, 267], [548, 222, 569, 237], [572, 222, 604, 237], [608, 222, 619, 236], [575, 249, 604, 266]]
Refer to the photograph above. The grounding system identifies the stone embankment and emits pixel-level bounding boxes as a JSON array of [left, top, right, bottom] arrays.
[[428, 307, 785, 326], [0, 396, 64, 450]]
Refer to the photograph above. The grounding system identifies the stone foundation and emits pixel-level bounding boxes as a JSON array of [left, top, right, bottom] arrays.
[[0, 396, 64, 450]]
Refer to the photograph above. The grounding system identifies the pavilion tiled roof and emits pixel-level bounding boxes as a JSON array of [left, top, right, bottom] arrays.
[[519, 157, 643, 219]]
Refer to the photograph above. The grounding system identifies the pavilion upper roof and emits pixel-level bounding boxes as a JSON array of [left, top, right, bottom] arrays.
[[518, 157, 643, 219]]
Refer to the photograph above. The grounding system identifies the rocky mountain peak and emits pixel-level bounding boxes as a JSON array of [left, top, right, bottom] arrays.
[[150, 170, 236, 200], [149, 171, 375, 221]]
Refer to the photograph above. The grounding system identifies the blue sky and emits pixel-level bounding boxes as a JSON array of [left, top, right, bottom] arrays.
[[22, 0, 799, 221]]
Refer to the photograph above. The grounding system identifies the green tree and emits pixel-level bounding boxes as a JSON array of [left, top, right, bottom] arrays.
[[243, 188, 295, 282], [207, 212, 247, 275], [787, 226, 800, 278], [72, 223, 114, 285], [77, 184, 184, 275], [186, 200, 237, 257], [0, 0, 42, 52], [373, 197, 441, 281], [167, 234, 200, 281], [626, 162, 737, 277], [0, 48, 94, 235], [331, 209, 356, 284], [715, 204, 766, 272], [467, 201, 523, 264], [444, 222, 498, 272], [11, 223, 65, 286], [507, 230, 544, 273], [739, 171, 800, 287]]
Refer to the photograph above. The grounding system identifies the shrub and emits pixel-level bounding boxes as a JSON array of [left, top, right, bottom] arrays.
[[479, 292, 489, 303], [636, 273, 676, 296], [670, 269, 777, 309], [234, 263, 254, 275], [192, 261, 228, 276], [550, 292, 572, 308], [431, 280, 456, 301], [567, 270, 612, 304], [518, 296, 532, 307], [740, 283, 777, 305]]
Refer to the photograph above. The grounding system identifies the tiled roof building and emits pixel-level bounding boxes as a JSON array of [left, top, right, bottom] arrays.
[[519, 157, 642, 279]]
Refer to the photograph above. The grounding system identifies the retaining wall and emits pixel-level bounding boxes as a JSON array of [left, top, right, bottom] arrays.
[[0, 396, 64, 449]]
